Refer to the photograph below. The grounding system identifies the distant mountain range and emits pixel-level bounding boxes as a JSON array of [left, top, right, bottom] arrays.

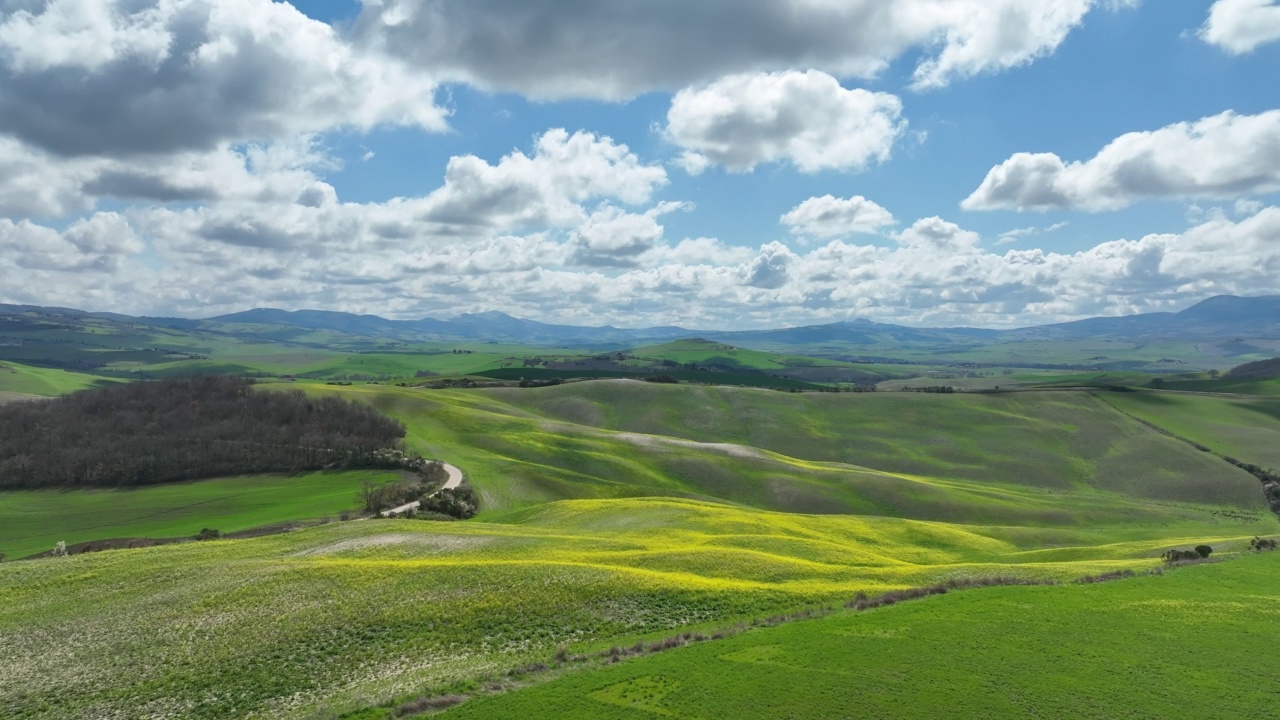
[[3, 295, 1279, 348], [212, 295, 1280, 345]]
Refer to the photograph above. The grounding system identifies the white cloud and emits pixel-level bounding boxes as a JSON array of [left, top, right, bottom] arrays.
[[0, 0, 445, 159], [1235, 199, 1265, 216], [963, 110, 1280, 211], [418, 129, 669, 233], [355, 0, 1131, 99], [0, 135, 341, 218], [1201, 0, 1280, 54], [0, 213, 142, 274], [569, 203, 688, 268], [7, 201, 1280, 328], [782, 195, 896, 239], [996, 222, 1069, 245], [665, 71, 907, 173]]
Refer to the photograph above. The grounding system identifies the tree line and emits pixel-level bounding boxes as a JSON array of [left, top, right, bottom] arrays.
[[0, 376, 406, 489]]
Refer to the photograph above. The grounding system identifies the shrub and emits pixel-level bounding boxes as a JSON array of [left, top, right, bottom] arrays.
[[1195, 545, 1213, 559], [395, 694, 466, 716], [1162, 548, 1205, 563], [1250, 537, 1278, 551], [52, 541, 68, 557], [194, 528, 221, 541], [420, 485, 479, 520]]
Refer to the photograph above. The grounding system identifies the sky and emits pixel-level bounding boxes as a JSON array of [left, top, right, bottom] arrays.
[[0, 0, 1278, 329]]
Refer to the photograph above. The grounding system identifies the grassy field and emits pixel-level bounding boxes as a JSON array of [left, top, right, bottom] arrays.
[[445, 551, 1280, 720], [340, 381, 1262, 513], [3, 379, 1277, 718], [1, 499, 1272, 720], [1160, 376, 1280, 396], [1099, 391, 1280, 470], [0, 470, 406, 560], [0, 361, 117, 396]]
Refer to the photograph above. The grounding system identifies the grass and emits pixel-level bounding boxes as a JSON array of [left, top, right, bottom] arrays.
[[333, 381, 1263, 513], [1, 498, 1272, 719], [444, 551, 1280, 720], [0, 361, 117, 396], [2, 380, 1277, 718], [1161, 376, 1280, 396], [0, 469, 406, 560], [473, 367, 824, 390], [1099, 391, 1280, 470]]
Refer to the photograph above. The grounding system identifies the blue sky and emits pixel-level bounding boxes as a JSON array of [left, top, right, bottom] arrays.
[[1, 0, 1278, 328]]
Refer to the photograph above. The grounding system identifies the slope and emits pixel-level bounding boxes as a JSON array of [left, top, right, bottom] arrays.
[[2, 499, 1272, 720], [424, 381, 1263, 510], [446, 552, 1280, 720]]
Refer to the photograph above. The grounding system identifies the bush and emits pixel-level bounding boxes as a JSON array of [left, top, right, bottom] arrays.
[[1162, 548, 1205, 563], [194, 528, 221, 541], [52, 541, 68, 557], [420, 485, 479, 520], [1250, 537, 1278, 551], [1195, 545, 1213, 559], [360, 479, 425, 513]]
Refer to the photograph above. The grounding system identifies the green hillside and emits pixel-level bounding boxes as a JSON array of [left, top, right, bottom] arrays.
[[1, 500, 1272, 720], [446, 552, 1280, 720], [1099, 391, 1280, 470], [365, 381, 1263, 511], [0, 361, 117, 396]]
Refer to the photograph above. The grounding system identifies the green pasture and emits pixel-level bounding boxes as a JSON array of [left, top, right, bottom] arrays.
[[1, 498, 1272, 720], [446, 552, 1280, 720], [337, 381, 1263, 513], [1099, 391, 1280, 470], [0, 361, 116, 396], [0, 470, 405, 560], [1160, 376, 1280, 396]]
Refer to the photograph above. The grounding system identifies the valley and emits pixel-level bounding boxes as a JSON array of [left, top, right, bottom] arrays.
[[1, 301, 1279, 719]]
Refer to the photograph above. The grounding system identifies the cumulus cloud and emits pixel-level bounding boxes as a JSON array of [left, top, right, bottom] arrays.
[[420, 129, 668, 232], [666, 71, 906, 173], [0, 135, 342, 218], [894, 217, 981, 251], [1201, 0, 1280, 54], [963, 110, 1280, 211], [782, 195, 896, 238], [7, 198, 1280, 329], [0, 0, 444, 159], [1, 213, 143, 274], [354, 0, 1130, 99], [568, 202, 689, 268], [745, 241, 798, 289]]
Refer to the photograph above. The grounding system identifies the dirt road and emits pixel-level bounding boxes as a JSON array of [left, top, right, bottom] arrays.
[[380, 463, 463, 517]]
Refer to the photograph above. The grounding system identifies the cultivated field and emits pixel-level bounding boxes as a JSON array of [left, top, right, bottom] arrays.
[[0, 470, 406, 560], [2, 379, 1277, 718], [1, 499, 1272, 719], [446, 552, 1280, 719]]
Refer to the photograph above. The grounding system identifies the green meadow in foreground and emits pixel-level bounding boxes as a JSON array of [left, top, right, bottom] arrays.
[[1, 499, 1273, 720], [446, 552, 1280, 720], [2, 381, 1277, 719], [0, 470, 405, 560]]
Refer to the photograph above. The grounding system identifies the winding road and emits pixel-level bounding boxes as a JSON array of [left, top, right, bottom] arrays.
[[379, 463, 464, 517]]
